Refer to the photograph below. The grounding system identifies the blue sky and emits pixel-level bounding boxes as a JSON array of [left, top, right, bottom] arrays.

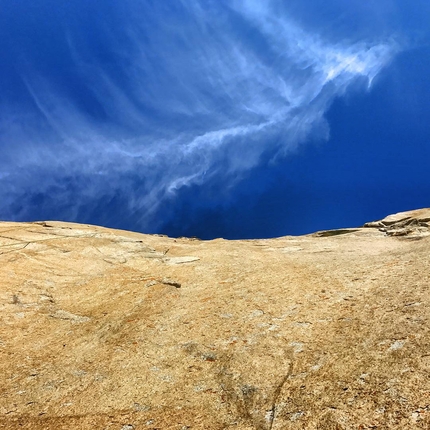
[[0, 0, 429, 238]]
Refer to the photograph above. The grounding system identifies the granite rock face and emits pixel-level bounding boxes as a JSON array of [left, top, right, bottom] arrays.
[[1, 209, 430, 429]]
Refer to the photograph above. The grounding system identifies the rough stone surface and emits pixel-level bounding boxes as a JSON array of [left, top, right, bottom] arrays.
[[1, 209, 430, 429]]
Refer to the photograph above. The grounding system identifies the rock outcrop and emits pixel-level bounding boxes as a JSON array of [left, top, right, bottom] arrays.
[[1, 209, 430, 429]]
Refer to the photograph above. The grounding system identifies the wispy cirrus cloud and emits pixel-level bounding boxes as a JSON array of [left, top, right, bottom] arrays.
[[0, 0, 402, 231]]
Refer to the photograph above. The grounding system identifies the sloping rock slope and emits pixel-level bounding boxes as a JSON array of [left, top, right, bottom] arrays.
[[1, 209, 430, 429]]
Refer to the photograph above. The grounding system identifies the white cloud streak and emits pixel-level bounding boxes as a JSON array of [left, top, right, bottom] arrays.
[[0, 0, 399, 229]]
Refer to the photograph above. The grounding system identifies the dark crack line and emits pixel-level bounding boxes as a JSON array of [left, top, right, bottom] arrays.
[[0, 242, 31, 255], [0, 241, 29, 248], [268, 358, 294, 430], [0, 234, 98, 251], [27, 229, 98, 239]]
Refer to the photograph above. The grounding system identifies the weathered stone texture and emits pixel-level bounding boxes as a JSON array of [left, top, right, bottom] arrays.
[[1, 209, 430, 429]]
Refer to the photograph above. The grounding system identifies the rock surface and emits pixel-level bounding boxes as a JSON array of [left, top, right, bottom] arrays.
[[1, 209, 430, 429]]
